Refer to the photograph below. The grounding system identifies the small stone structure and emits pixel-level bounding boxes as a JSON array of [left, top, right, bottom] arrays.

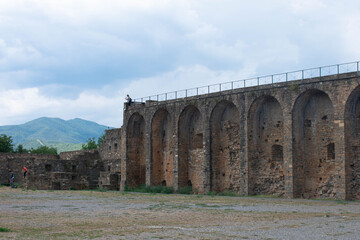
[[98, 128, 122, 190], [0, 129, 122, 190]]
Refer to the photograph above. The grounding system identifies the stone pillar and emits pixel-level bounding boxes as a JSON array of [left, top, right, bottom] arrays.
[[145, 113, 152, 186], [283, 110, 294, 198], [172, 109, 180, 191], [120, 119, 127, 191], [333, 108, 346, 200], [202, 115, 211, 193]]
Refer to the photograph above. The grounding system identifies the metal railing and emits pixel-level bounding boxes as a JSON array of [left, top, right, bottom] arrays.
[[133, 61, 360, 103]]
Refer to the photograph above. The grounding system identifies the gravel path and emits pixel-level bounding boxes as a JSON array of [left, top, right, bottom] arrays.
[[0, 187, 359, 239]]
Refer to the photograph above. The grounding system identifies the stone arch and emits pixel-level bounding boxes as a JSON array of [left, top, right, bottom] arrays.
[[210, 100, 240, 193], [292, 89, 335, 198], [126, 112, 146, 188], [247, 95, 285, 196], [345, 85, 360, 200], [151, 109, 173, 187], [178, 105, 203, 191]]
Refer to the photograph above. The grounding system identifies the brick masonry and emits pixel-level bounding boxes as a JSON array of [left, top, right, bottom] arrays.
[[121, 72, 360, 200]]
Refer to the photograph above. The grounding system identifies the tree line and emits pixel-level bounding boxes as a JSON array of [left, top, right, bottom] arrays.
[[0, 133, 105, 155]]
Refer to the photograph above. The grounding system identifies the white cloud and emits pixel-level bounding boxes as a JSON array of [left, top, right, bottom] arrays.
[[0, 0, 359, 127]]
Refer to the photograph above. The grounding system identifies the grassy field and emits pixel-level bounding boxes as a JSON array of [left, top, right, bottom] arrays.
[[0, 187, 359, 239]]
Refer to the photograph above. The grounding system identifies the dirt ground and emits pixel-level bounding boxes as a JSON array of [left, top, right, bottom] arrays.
[[0, 187, 359, 240]]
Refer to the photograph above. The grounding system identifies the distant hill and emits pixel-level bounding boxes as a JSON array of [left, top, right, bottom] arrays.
[[0, 117, 113, 153]]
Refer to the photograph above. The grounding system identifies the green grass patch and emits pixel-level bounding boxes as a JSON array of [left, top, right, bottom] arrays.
[[125, 184, 174, 194], [206, 191, 217, 196], [177, 186, 192, 194], [0, 184, 5, 188], [0, 227, 11, 232], [218, 190, 238, 197]]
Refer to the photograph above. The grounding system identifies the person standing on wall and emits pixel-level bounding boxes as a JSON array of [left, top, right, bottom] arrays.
[[23, 166, 28, 178], [125, 94, 132, 110]]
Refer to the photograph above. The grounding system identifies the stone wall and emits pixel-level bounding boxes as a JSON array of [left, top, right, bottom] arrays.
[[121, 72, 360, 200], [0, 149, 105, 190]]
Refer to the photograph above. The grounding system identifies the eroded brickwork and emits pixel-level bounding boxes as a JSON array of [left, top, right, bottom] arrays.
[[293, 90, 336, 198], [178, 105, 203, 191], [345, 86, 360, 200], [248, 96, 284, 196], [126, 113, 146, 187], [121, 72, 360, 200], [210, 100, 240, 193], [151, 109, 174, 187]]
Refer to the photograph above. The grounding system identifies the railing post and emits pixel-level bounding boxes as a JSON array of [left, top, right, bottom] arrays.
[[271, 75, 273, 84], [165, 93, 167, 101], [219, 84, 221, 92], [302, 70, 304, 80], [196, 88, 198, 96], [231, 81, 233, 90], [175, 91, 177, 99], [337, 64, 339, 75], [358, 62, 359, 72], [186, 89, 187, 98], [319, 67, 321, 77], [244, 80, 245, 88], [257, 77, 259, 86], [208, 85, 210, 94], [141, 98, 143, 103]]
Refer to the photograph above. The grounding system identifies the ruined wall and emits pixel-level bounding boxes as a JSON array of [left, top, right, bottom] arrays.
[[126, 113, 146, 188], [122, 72, 360, 200], [151, 109, 174, 187], [210, 100, 241, 193], [98, 128, 122, 190], [0, 149, 104, 190], [345, 86, 360, 200], [178, 105, 203, 192], [0, 153, 59, 186], [248, 96, 284, 196]]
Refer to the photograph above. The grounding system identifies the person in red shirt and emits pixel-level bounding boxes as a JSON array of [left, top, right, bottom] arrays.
[[23, 166, 28, 178]]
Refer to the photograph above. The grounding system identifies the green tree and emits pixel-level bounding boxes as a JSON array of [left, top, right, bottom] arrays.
[[82, 137, 98, 150], [14, 144, 29, 153], [97, 133, 105, 147], [0, 134, 14, 153], [30, 146, 57, 155]]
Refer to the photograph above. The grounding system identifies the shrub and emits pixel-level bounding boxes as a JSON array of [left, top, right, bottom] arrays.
[[0, 227, 10, 232], [206, 191, 216, 196], [177, 186, 192, 194], [124, 184, 174, 194], [218, 190, 238, 197]]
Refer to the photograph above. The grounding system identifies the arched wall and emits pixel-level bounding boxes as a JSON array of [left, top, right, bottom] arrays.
[[292, 89, 336, 198], [151, 109, 174, 187], [126, 112, 146, 188], [210, 100, 240, 193], [247, 95, 285, 196], [178, 105, 203, 191], [345, 86, 360, 200]]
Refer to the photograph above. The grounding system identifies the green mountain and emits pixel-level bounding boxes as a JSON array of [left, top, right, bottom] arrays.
[[0, 117, 113, 153]]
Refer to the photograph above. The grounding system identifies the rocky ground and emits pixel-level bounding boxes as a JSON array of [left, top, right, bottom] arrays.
[[0, 187, 359, 239]]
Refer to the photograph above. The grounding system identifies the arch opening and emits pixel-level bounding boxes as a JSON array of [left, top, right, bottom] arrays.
[[248, 96, 285, 196], [178, 105, 203, 192], [210, 100, 240, 193], [126, 113, 146, 188], [292, 90, 335, 199], [151, 109, 174, 187], [345, 86, 360, 200]]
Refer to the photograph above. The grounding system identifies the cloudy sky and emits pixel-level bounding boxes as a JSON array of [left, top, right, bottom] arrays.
[[0, 0, 359, 127]]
